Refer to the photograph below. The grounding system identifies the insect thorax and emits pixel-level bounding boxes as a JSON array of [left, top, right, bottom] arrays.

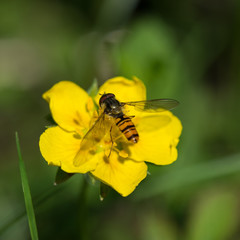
[[99, 93, 123, 117]]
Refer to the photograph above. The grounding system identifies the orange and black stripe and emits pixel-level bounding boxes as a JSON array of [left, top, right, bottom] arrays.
[[115, 115, 139, 143]]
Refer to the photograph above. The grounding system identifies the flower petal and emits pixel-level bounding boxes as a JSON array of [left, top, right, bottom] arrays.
[[39, 126, 100, 173], [128, 111, 182, 165], [43, 81, 92, 132], [91, 151, 148, 197], [95, 76, 146, 105]]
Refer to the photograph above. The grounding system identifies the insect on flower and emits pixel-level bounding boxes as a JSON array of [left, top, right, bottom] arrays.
[[39, 76, 182, 197], [73, 92, 179, 166]]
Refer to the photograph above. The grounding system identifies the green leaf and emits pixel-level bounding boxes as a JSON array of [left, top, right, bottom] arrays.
[[54, 167, 74, 185], [16, 132, 39, 240], [87, 78, 99, 98], [87, 78, 99, 111]]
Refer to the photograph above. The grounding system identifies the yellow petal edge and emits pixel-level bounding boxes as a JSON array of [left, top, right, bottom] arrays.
[[43, 81, 92, 133]]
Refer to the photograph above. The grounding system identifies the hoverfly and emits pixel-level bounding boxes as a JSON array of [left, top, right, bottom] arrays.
[[73, 93, 179, 166]]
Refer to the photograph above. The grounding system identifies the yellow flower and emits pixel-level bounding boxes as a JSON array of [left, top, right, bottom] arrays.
[[39, 77, 182, 197]]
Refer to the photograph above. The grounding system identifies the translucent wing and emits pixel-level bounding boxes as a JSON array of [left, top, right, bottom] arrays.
[[73, 112, 112, 167], [122, 99, 179, 112]]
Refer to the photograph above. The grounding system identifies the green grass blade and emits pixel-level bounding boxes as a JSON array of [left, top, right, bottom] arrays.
[[16, 132, 39, 240]]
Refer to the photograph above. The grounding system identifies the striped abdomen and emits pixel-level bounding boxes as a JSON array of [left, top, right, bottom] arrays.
[[115, 115, 139, 143]]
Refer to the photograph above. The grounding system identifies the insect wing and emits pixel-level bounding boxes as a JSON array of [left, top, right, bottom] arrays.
[[73, 112, 111, 167], [122, 99, 179, 112], [80, 112, 108, 149]]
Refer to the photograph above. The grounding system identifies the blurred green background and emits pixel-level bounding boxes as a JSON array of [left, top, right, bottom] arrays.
[[1, 0, 240, 239]]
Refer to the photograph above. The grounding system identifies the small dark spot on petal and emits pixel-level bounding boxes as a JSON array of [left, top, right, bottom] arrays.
[[73, 133, 81, 139], [89, 150, 95, 155], [94, 137, 101, 142], [73, 119, 80, 125], [169, 144, 173, 154], [103, 155, 109, 164], [118, 157, 125, 164]]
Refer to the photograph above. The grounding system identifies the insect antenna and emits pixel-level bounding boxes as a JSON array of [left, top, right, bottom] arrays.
[[98, 91, 106, 96]]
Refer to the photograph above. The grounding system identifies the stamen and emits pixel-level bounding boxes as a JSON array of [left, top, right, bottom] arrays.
[[113, 147, 129, 158], [119, 150, 128, 158]]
